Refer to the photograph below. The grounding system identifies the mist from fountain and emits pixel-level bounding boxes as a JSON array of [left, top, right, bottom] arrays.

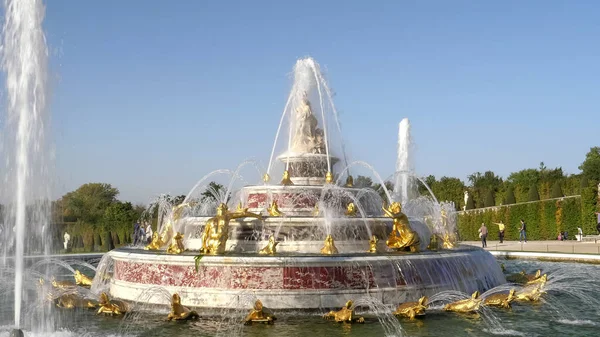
[[0, 0, 52, 330]]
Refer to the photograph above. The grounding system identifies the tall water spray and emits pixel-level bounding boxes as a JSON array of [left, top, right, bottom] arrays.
[[1, 0, 50, 328], [393, 118, 414, 204]]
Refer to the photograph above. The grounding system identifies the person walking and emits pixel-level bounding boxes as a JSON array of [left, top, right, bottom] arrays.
[[478, 223, 488, 248], [595, 212, 600, 234], [133, 222, 140, 245], [519, 219, 527, 243], [494, 221, 505, 243], [145, 222, 153, 244]]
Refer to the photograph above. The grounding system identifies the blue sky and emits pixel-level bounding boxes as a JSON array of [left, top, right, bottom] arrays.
[[42, 1, 600, 203]]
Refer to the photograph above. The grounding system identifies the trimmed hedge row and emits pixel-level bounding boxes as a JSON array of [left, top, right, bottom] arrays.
[[458, 186, 598, 241]]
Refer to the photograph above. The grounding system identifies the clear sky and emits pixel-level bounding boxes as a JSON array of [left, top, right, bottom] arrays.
[[42, 0, 600, 203]]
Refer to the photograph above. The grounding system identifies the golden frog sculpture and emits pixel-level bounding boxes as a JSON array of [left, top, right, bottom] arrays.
[[166, 232, 186, 254], [267, 200, 284, 217], [444, 291, 482, 313], [56, 294, 98, 309], [506, 269, 543, 284], [515, 283, 545, 302], [280, 170, 294, 186], [200, 203, 262, 255], [325, 171, 334, 184], [483, 289, 516, 309], [383, 202, 420, 252], [323, 300, 365, 323], [393, 296, 428, 319], [527, 273, 547, 286], [345, 202, 358, 217], [320, 234, 339, 255], [259, 235, 279, 255], [368, 235, 379, 253], [97, 292, 128, 316], [51, 277, 77, 290], [244, 300, 276, 325], [145, 232, 163, 250], [345, 175, 354, 188], [167, 293, 199, 321], [73, 270, 93, 287]]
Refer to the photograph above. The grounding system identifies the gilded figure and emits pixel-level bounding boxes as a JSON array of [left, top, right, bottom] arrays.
[[483, 289, 516, 309], [320, 234, 339, 255], [444, 291, 482, 313], [145, 232, 163, 250], [244, 300, 276, 325], [368, 235, 379, 253], [167, 293, 199, 321], [383, 202, 420, 252], [268, 200, 284, 217], [393, 296, 428, 319], [515, 284, 545, 302], [323, 300, 365, 323], [200, 203, 262, 255], [345, 175, 354, 188], [97, 292, 128, 316], [259, 235, 279, 255], [345, 202, 358, 217], [56, 294, 98, 309], [280, 170, 294, 186], [325, 171, 334, 184], [74, 270, 93, 287], [166, 232, 186, 254]]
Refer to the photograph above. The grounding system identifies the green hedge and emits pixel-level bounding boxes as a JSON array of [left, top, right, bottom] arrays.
[[457, 192, 597, 240]]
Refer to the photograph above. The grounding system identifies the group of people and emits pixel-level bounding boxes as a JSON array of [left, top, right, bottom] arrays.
[[478, 219, 527, 248], [133, 221, 153, 245]]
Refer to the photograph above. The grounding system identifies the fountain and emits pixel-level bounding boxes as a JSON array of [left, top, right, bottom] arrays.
[[101, 57, 505, 311]]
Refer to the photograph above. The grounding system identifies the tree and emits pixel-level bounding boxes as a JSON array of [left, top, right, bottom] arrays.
[[551, 181, 564, 199], [354, 175, 374, 189], [579, 147, 600, 183], [504, 185, 516, 204], [432, 177, 466, 210], [580, 176, 589, 189], [484, 190, 495, 207], [372, 181, 394, 201], [201, 182, 225, 202], [465, 192, 475, 210], [102, 201, 138, 231], [62, 183, 119, 225], [468, 171, 503, 204], [528, 184, 540, 201]]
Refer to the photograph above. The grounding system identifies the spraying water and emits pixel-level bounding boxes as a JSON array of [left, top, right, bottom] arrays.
[[1, 0, 50, 328], [393, 118, 414, 204]]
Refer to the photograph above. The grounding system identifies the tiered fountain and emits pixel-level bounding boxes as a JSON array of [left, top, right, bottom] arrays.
[[102, 57, 505, 310]]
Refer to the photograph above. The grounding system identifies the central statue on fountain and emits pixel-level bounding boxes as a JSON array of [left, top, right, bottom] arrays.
[[291, 92, 326, 154], [200, 203, 262, 255], [383, 202, 420, 252]]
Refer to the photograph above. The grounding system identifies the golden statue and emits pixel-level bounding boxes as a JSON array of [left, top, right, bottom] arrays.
[[515, 284, 545, 302], [236, 202, 248, 213], [368, 235, 379, 253], [506, 269, 544, 285], [280, 170, 294, 186], [167, 293, 199, 321], [259, 235, 279, 255], [444, 291, 482, 313], [383, 202, 420, 252], [320, 234, 339, 255], [483, 289, 516, 309], [325, 171, 334, 184], [345, 202, 358, 217], [51, 277, 76, 290], [263, 173, 270, 183], [323, 300, 365, 323], [166, 232, 186, 254], [97, 292, 128, 316], [441, 232, 456, 249], [527, 274, 547, 286], [158, 203, 193, 248], [56, 294, 98, 309], [244, 300, 276, 325], [74, 270, 93, 287], [345, 175, 354, 188], [312, 204, 321, 216], [200, 203, 262, 255], [393, 296, 428, 319], [268, 200, 284, 217], [145, 232, 163, 250]]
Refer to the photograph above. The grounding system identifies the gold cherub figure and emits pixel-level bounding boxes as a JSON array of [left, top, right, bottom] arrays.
[[244, 300, 276, 325], [393, 296, 428, 319], [325, 171, 334, 184], [97, 292, 128, 316], [166, 232, 186, 254], [444, 291, 482, 313], [345, 175, 354, 187], [267, 200, 284, 217], [345, 202, 358, 217], [320, 234, 339, 255], [323, 300, 365, 323], [280, 170, 294, 186], [145, 232, 163, 250], [262, 173, 271, 183], [200, 203, 262, 255], [383, 202, 420, 252], [259, 235, 279, 255], [167, 293, 199, 321], [483, 289, 516, 309], [74, 270, 93, 287], [368, 235, 379, 253]]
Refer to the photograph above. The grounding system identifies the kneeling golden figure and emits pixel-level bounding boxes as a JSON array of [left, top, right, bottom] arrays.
[[74, 270, 93, 287], [145, 232, 163, 250], [368, 235, 379, 253], [97, 292, 129, 316], [244, 300, 276, 325], [483, 289, 516, 309], [444, 291, 482, 313], [267, 200, 284, 217], [167, 293, 199, 321], [320, 234, 339, 255], [383, 202, 420, 252], [323, 300, 365, 323], [166, 232, 186, 254], [259, 235, 279, 255], [393, 296, 428, 319]]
